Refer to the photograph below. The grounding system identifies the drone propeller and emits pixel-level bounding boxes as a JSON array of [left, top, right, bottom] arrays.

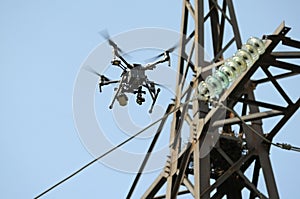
[[99, 30, 124, 54], [145, 42, 179, 63], [84, 66, 110, 81]]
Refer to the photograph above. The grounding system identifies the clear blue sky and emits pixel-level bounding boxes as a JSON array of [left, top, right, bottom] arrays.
[[1, 0, 299, 198]]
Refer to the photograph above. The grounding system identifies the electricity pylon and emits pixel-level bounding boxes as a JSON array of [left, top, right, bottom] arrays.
[[126, 1, 300, 198]]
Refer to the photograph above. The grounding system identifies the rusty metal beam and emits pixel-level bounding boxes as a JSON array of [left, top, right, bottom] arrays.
[[216, 147, 268, 199], [259, 149, 279, 198], [212, 110, 283, 127], [225, 0, 242, 48], [271, 59, 300, 73], [200, 150, 255, 197], [267, 98, 300, 140], [171, 143, 193, 197], [253, 71, 297, 84], [236, 97, 286, 112], [141, 173, 167, 199], [282, 37, 300, 48], [139, 2, 299, 198], [261, 66, 293, 105], [271, 51, 300, 58], [249, 159, 261, 199], [209, 0, 221, 57], [126, 104, 174, 199]]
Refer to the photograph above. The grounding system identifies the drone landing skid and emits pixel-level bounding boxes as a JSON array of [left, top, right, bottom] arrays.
[[140, 82, 161, 114], [149, 88, 160, 113], [109, 76, 126, 109]]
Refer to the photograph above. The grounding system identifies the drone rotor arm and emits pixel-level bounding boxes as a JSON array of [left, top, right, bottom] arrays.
[[119, 63, 127, 71], [117, 54, 133, 69], [101, 80, 120, 85], [144, 41, 179, 64], [143, 63, 157, 71], [143, 56, 169, 71], [143, 51, 172, 71]]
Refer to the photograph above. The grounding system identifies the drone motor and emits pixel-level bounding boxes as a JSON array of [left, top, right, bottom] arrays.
[[111, 59, 121, 66]]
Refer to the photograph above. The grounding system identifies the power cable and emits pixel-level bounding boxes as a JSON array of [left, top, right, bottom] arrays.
[[34, 98, 197, 198], [214, 100, 300, 153], [35, 97, 300, 198]]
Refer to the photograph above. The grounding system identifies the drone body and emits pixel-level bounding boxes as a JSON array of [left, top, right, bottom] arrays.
[[107, 62, 159, 113], [88, 31, 174, 113], [121, 64, 147, 93]]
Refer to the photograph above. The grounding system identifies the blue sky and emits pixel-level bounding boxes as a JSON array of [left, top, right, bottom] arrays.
[[1, 0, 299, 198]]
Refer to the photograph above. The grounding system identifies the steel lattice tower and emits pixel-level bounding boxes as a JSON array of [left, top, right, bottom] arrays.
[[126, 0, 300, 198]]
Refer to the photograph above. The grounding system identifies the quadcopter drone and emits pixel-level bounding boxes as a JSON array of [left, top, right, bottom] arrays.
[[87, 31, 177, 113]]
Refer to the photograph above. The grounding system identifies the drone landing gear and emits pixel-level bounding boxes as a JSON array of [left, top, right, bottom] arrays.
[[148, 88, 160, 114], [145, 82, 161, 113], [109, 76, 126, 109]]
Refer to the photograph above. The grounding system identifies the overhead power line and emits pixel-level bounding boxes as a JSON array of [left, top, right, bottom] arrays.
[[215, 101, 300, 153], [34, 99, 193, 198], [35, 98, 299, 198]]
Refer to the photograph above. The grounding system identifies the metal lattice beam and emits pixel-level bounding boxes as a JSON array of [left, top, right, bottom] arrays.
[[126, 1, 300, 198]]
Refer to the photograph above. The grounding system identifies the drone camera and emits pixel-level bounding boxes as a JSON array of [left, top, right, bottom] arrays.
[[117, 93, 128, 106], [136, 96, 145, 105], [134, 87, 146, 105]]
